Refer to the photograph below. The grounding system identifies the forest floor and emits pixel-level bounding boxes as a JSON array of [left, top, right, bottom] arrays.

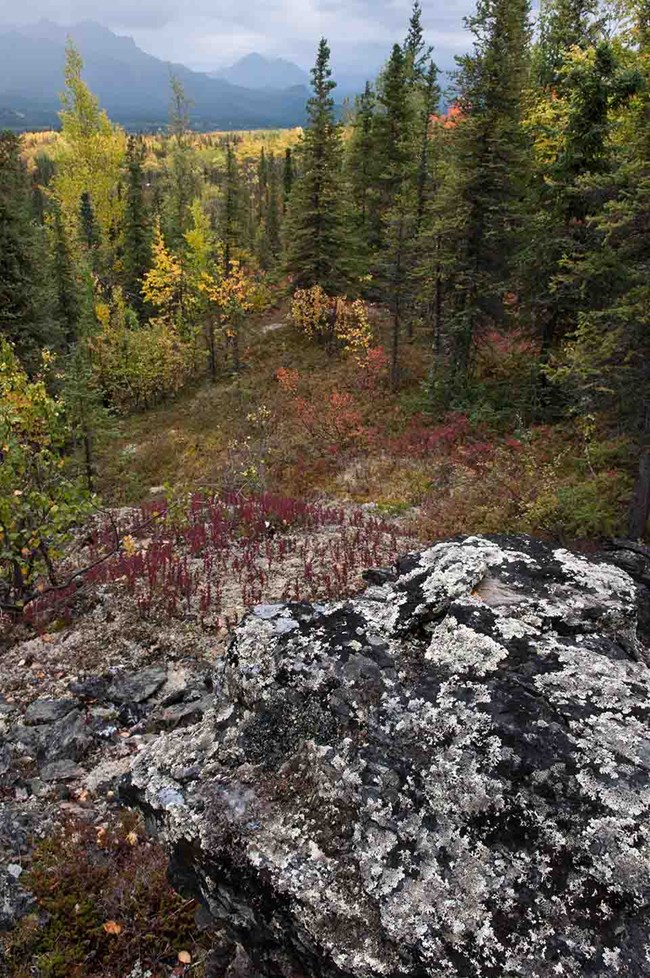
[[97, 301, 632, 546]]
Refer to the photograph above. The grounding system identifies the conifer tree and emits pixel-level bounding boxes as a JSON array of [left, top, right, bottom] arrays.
[[415, 60, 440, 232], [163, 76, 200, 249], [49, 204, 82, 348], [347, 82, 376, 238], [282, 147, 295, 211], [404, 1, 433, 83], [0, 131, 53, 366], [284, 39, 355, 293], [372, 44, 417, 384], [122, 136, 151, 317], [446, 0, 532, 392], [222, 142, 246, 275]]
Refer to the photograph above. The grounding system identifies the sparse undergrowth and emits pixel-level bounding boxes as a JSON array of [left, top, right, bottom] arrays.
[[95, 307, 636, 548], [19, 490, 410, 634], [5, 812, 210, 978]]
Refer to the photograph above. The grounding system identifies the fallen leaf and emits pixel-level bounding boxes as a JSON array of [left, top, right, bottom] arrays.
[[103, 920, 122, 935], [126, 831, 138, 846], [178, 950, 192, 964]]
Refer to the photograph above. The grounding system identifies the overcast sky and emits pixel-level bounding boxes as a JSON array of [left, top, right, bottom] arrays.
[[0, 0, 480, 72]]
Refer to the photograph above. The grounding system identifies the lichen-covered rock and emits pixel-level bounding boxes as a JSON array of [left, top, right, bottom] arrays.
[[128, 536, 650, 978]]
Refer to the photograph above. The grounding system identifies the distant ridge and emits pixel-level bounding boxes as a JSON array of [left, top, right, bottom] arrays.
[[212, 53, 309, 91], [0, 20, 308, 132]]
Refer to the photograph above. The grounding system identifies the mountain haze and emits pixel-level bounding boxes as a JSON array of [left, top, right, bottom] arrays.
[[212, 53, 309, 91], [0, 20, 308, 131]]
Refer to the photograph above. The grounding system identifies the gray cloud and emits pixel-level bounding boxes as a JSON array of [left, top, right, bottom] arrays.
[[0, 0, 481, 70]]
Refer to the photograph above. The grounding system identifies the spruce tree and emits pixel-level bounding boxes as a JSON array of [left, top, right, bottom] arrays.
[[163, 77, 200, 249], [447, 0, 532, 392], [373, 44, 417, 385], [122, 137, 151, 318], [222, 142, 245, 275], [0, 131, 53, 366], [347, 82, 376, 240], [50, 204, 82, 348], [404, 1, 433, 83], [415, 60, 441, 232], [284, 39, 355, 294], [282, 147, 294, 211]]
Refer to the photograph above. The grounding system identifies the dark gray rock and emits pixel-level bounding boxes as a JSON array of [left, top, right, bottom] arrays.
[[128, 536, 650, 978], [108, 665, 167, 704], [156, 696, 212, 732], [24, 698, 76, 725], [69, 675, 111, 702], [40, 759, 87, 782], [12, 709, 92, 764], [0, 866, 35, 931]]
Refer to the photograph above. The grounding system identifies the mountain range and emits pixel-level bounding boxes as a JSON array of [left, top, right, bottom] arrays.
[[0, 20, 313, 132]]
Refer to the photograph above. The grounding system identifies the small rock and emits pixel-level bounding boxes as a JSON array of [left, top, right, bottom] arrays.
[[24, 698, 76, 725], [108, 666, 167, 705], [40, 760, 87, 782], [69, 676, 110, 702], [0, 867, 35, 930], [157, 697, 212, 731]]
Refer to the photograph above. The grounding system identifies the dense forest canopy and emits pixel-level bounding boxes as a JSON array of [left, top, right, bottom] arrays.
[[1, 0, 649, 618]]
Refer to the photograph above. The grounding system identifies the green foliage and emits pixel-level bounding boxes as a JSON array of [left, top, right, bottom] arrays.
[[0, 339, 91, 604], [122, 135, 152, 317], [0, 131, 55, 366], [54, 41, 126, 263], [284, 38, 358, 293], [5, 814, 206, 978], [92, 289, 202, 413]]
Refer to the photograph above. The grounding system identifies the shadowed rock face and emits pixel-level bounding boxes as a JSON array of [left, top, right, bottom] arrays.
[[128, 536, 650, 978]]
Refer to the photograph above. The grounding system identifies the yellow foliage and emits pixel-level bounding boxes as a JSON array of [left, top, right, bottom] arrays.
[[290, 287, 373, 359], [142, 220, 184, 325], [90, 288, 202, 413], [52, 41, 126, 249]]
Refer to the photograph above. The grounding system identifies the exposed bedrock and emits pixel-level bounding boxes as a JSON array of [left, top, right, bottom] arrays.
[[127, 535, 650, 978]]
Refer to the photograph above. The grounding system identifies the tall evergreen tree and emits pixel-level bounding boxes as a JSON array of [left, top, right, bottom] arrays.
[[122, 136, 151, 317], [446, 0, 532, 392], [163, 77, 200, 249], [222, 142, 245, 275], [404, 0, 433, 82], [415, 60, 441, 232], [284, 39, 356, 293], [282, 147, 295, 212], [0, 131, 53, 366], [49, 204, 82, 348], [347, 82, 376, 240], [373, 44, 418, 385]]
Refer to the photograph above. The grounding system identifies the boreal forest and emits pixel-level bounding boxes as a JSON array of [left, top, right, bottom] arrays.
[[0, 1, 649, 975]]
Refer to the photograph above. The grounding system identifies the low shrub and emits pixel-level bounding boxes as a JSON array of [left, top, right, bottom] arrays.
[[5, 813, 206, 978]]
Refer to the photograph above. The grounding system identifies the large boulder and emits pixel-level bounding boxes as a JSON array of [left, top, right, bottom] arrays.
[[128, 536, 650, 978]]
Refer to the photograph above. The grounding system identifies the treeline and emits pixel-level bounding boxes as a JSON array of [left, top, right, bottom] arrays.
[[0, 0, 648, 547]]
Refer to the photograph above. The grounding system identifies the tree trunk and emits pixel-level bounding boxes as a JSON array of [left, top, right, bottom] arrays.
[[628, 446, 650, 540]]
